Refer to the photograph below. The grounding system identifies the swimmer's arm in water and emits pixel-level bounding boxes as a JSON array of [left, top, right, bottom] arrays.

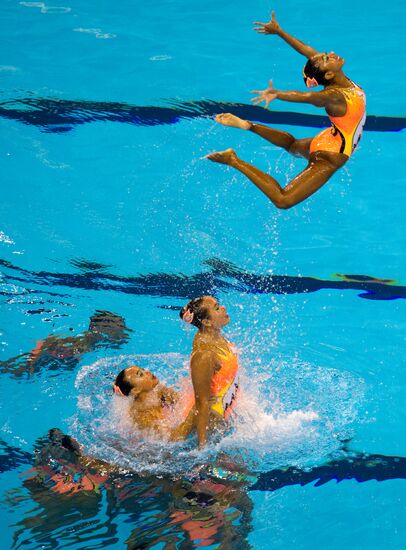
[[168, 407, 196, 442], [253, 11, 318, 59], [251, 80, 345, 113], [191, 350, 217, 449]]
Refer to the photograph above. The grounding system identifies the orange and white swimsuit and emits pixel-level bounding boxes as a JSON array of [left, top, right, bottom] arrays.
[[165, 341, 239, 430], [310, 81, 366, 157], [191, 340, 240, 421]]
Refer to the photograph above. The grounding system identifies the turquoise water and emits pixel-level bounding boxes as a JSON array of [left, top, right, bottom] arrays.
[[1, 0, 405, 548]]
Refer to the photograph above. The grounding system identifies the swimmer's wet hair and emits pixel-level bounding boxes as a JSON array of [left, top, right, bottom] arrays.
[[114, 368, 133, 396], [303, 58, 329, 86], [179, 296, 210, 329]]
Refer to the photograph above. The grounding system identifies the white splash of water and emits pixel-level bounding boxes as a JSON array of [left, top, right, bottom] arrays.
[[71, 352, 364, 475], [0, 231, 14, 244]]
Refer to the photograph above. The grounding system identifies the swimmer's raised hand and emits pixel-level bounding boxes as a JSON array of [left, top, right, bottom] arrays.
[[250, 80, 278, 108], [253, 11, 281, 35], [254, 13, 318, 59]]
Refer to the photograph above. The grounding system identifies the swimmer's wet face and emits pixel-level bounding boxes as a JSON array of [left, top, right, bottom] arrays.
[[123, 366, 159, 396], [114, 365, 158, 397], [303, 52, 345, 86], [314, 51, 345, 73], [201, 296, 230, 329]]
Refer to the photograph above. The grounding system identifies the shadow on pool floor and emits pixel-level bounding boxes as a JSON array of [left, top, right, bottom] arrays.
[[1, 256, 405, 302]]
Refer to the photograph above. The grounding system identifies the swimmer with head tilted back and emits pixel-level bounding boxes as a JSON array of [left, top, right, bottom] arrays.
[[207, 11, 366, 209], [180, 296, 240, 449], [113, 365, 196, 442], [113, 296, 239, 449]]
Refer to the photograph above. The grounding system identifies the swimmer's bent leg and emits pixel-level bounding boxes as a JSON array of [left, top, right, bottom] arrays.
[[230, 152, 344, 209], [215, 114, 311, 158], [249, 123, 312, 159]]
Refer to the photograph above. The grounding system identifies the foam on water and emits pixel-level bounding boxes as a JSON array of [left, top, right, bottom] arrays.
[[72, 352, 364, 476], [19, 2, 71, 13], [73, 28, 116, 39]]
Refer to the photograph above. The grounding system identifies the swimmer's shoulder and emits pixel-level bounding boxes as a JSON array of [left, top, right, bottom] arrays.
[[190, 346, 219, 377], [193, 335, 235, 360], [332, 79, 365, 101]]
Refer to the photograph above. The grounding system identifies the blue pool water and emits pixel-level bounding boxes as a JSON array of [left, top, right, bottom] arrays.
[[1, 0, 405, 548]]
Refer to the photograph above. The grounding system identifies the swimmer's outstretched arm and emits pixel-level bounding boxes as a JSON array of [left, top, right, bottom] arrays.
[[254, 11, 318, 59], [190, 350, 216, 449], [251, 80, 344, 111]]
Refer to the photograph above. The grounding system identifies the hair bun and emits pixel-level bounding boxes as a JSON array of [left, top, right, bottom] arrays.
[[305, 76, 319, 88], [182, 309, 194, 324]]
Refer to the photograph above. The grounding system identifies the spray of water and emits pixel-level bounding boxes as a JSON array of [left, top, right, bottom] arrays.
[[71, 352, 364, 476]]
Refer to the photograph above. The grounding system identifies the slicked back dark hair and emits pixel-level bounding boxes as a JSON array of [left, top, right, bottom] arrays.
[[179, 296, 211, 329], [303, 57, 329, 86], [114, 368, 133, 396]]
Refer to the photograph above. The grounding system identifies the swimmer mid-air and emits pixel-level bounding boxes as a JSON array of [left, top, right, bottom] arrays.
[[207, 11, 366, 209]]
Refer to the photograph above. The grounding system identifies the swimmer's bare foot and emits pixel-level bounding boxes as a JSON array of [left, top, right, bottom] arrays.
[[206, 148, 238, 166], [215, 113, 251, 130]]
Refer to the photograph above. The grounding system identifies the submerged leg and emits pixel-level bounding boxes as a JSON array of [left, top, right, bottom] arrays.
[[206, 149, 344, 209], [215, 113, 311, 158]]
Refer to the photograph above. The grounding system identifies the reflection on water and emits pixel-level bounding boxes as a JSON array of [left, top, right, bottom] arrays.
[[9, 430, 253, 549], [0, 310, 130, 379], [2, 430, 406, 549]]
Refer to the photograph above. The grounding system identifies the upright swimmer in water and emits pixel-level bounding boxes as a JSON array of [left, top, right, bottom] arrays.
[[207, 11, 366, 209], [180, 296, 240, 449], [113, 365, 196, 441]]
